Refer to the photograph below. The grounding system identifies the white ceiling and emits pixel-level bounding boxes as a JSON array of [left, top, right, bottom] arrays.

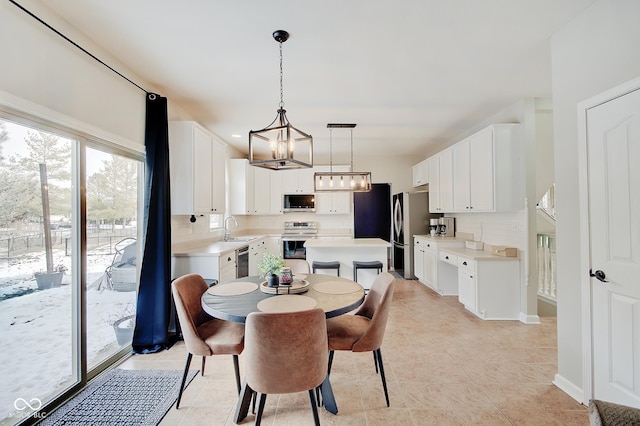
[[34, 0, 596, 162]]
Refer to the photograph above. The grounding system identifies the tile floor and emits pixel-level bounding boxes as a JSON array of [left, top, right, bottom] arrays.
[[119, 278, 589, 425]]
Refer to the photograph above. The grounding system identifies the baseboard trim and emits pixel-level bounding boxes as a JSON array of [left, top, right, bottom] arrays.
[[553, 373, 585, 404], [519, 312, 541, 324]]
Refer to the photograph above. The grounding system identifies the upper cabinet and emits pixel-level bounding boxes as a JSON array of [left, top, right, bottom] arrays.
[[412, 159, 429, 187], [428, 148, 453, 213], [281, 168, 315, 194], [228, 159, 281, 215], [169, 121, 225, 215], [452, 124, 521, 213], [313, 165, 352, 214], [430, 124, 521, 213]]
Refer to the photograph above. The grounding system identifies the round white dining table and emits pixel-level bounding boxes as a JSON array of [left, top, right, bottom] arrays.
[[201, 273, 365, 323], [200, 273, 365, 421]]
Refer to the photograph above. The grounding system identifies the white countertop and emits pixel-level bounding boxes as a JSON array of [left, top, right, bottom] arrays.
[[413, 234, 468, 242], [172, 236, 265, 257], [440, 246, 519, 261], [304, 238, 390, 248]]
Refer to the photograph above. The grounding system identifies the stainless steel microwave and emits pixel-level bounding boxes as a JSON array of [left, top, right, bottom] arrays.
[[283, 194, 315, 212]]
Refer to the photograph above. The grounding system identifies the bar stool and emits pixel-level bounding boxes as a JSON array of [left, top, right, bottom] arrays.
[[353, 260, 384, 283], [312, 261, 341, 276]]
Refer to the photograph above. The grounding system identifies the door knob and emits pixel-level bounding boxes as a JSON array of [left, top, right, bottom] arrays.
[[589, 269, 608, 283]]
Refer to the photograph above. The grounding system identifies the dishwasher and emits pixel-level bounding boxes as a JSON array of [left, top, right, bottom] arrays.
[[236, 246, 249, 278]]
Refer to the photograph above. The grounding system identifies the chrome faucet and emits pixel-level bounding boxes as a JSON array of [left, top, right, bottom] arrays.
[[224, 216, 238, 241]]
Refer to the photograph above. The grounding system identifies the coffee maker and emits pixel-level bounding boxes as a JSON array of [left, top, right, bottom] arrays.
[[437, 217, 455, 237], [429, 218, 439, 236]]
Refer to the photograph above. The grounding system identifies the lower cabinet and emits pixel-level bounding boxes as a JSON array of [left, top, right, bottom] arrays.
[[267, 236, 282, 257], [450, 253, 520, 320], [249, 238, 268, 276], [413, 236, 464, 295], [172, 253, 236, 282], [219, 253, 237, 282], [457, 261, 476, 311]]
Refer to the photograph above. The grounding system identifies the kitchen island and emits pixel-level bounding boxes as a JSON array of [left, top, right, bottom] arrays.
[[305, 238, 390, 290]]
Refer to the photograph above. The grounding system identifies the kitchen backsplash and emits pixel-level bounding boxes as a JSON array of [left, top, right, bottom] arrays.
[[243, 214, 352, 233], [451, 211, 527, 250]]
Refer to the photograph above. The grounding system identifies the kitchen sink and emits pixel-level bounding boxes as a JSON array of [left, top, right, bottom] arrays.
[[224, 236, 257, 242]]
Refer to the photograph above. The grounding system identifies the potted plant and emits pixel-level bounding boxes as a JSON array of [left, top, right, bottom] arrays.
[[106, 304, 136, 346], [34, 264, 67, 290], [258, 254, 285, 287]]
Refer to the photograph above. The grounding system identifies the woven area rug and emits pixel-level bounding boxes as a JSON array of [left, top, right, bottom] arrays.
[[40, 369, 198, 426]]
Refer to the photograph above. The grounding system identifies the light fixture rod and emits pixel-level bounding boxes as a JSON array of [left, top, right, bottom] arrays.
[[326, 123, 357, 128]]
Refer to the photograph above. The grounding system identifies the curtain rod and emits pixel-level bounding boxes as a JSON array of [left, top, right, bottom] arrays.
[[10, 0, 153, 96]]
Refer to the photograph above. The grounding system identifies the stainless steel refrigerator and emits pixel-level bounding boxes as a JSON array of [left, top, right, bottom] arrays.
[[392, 191, 441, 278]]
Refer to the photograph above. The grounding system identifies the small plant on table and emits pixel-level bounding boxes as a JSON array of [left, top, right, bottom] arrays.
[[258, 254, 285, 287]]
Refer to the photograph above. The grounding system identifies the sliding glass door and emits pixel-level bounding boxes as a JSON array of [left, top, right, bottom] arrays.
[[86, 147, 141, 369], [0, 116, 143, 425]]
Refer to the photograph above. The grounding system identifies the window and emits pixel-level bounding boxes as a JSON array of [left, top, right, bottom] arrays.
[[209, 213, 223, 230], [0, 113, 143, 424]]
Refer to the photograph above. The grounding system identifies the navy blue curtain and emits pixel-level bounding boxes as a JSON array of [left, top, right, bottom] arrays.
[[132, 93, 172, 354]]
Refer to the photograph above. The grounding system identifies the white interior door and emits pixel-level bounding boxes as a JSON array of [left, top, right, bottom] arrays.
[[587, 86, 640, 408]]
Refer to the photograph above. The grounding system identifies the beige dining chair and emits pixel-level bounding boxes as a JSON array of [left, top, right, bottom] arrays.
[[284, 259, 310, 274], [243, 308, 328, 425], [171, 274, 245, 409], [325, 272, 396, 407]]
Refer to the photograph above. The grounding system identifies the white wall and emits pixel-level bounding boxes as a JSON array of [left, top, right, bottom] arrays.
[[551, 0, 640, 400], [0, 2, 146, 151]]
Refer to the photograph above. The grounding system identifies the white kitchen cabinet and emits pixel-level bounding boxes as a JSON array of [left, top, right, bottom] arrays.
[[172, 252, 236, 282], [453, 253, 519, 320], [269, 171, 283, 214], [252, 167, 271, 214], [281, 168, 315, 194], [413, 236, 464, 294], [249, 237, 268, 276], [169, 121, 226, 215], [428, 149, 453, 213], [452, 124, 521, 213], [315, 192, 351, 214], [312, 165, 352, 214], [412, 159, 429, 187], [457, 257, 476, 310], [228, 159, 277, 215], [267, 236, 282, 257], [219, 253, 237, 282]]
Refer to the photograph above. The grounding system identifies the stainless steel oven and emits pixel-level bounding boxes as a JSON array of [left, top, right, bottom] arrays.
[[282, 221, 318, 260]]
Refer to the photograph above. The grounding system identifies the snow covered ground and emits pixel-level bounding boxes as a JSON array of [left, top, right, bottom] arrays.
[[0, 250, 137, 423]]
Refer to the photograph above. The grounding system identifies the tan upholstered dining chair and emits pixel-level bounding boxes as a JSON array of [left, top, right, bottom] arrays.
[[284, 259, 310, 274], [243, 308, 328, 425], [325, 272, 396, 407], [171, 274, 245, 409]]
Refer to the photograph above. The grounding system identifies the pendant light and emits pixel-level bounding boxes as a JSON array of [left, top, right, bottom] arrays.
[[314, 123, 371, 192], [249, 30, 313, 170]]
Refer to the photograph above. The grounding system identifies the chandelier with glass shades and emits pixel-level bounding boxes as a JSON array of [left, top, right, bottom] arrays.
[[249, 30, 313, 170], [314, 123, 371, 192]]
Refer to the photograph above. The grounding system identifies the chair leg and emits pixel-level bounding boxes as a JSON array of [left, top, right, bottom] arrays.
[[327, 350, 335, 375], [373, 351, 379, 373], [233, 354, 241, 394], [255, 393, 267, 426], [375, 348, 390, 407], [201, 356, 206, 376], [308, 389, 320, 426], [176, 353, 193, 409]]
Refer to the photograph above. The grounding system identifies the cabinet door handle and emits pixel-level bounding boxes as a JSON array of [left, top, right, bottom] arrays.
[[445, 256, 449, 259], [462, 261, 467, 266], [427, 244, 430, 247]]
